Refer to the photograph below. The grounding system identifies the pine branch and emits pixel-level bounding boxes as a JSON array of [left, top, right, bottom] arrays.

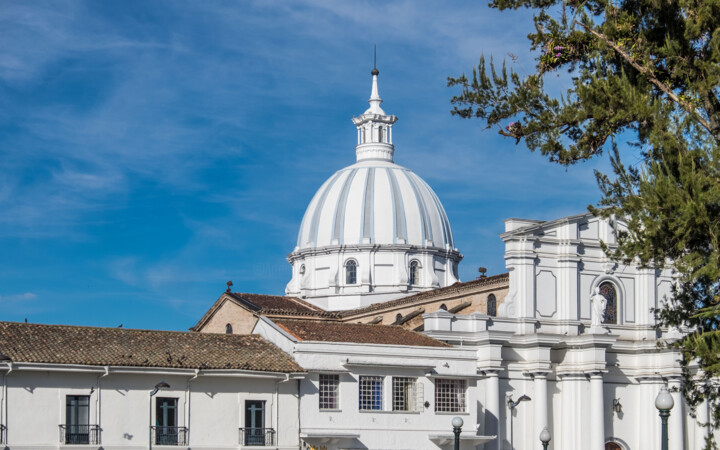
[[574, 20, 714, 136]]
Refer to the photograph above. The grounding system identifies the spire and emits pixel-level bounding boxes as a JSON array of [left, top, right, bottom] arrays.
[[365, 48, 385, 115], [352, 49, 398, 163]]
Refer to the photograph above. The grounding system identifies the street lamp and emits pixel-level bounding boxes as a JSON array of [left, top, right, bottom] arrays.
[[539, 427, 551, 450], [149, 381, 170, 450], [452, 416, 463, 450], [655, 384, 674, 450], [507, 394, 531, 450]]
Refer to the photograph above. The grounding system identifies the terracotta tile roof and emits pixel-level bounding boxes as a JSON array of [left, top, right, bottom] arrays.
[[272, 319, 450, 348], [0, 321, 304, 373], [191, 292, 340, 331], [227, 293, 335, 316], [339, 273, 509, 318]]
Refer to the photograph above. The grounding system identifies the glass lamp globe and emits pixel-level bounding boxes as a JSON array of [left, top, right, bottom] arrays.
[[539, 427, 551, 443], [655, 385, 674, 411], [452, 417, 464, 428]]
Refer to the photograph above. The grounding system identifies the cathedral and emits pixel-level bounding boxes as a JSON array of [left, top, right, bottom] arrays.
[[0, 67, 714, 450]]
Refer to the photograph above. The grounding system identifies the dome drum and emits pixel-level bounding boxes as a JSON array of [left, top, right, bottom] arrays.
[[286, 245, 461, 310]]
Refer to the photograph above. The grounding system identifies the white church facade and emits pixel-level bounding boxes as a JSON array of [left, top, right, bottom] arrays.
[[0, 67, 715, 450]]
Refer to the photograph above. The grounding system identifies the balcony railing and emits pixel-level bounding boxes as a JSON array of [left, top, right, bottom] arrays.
[[239, 427, 275, 446], [151, 426, 188, 446], [59, 424, 100, 445], [1, 424, 6, 445]]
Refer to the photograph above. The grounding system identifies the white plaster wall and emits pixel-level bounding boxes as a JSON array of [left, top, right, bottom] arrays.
[[299, 371, 480, 450], [1, 368, 300, 450]]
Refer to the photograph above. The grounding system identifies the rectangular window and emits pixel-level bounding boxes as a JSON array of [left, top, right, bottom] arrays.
[[319, 374, 340, 410], [155, 397, 179, 445], [244, 400, 266, 446], [392, 377, 417, 411], [434, 379, 466, 413], [359, 376, 383, 410], [65, 395, 90, 444]]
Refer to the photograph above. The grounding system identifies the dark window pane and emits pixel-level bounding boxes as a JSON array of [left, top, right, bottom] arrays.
[[600, 282, 618, 324], [346, 260, 357, 284], [487, 294, 497, 317]]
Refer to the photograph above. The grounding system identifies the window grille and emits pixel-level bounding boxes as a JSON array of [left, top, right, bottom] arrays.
[[392, 377, 417, 411], [487, 294, 497, 317], [359, 376, 383, 410], [319, 374, 340, 410], [600, 282, 618, 324], [435, 379, 466, 413], [346, 260, 357, 285], [409, 261, 420, 286]]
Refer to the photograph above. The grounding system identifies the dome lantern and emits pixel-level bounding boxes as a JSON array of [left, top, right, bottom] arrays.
[[352, 67, 398, 163]]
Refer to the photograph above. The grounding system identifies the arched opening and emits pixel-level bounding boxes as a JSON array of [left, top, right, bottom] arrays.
[[395, 313, 403, 324], [299, 264, 306, 275], [487, 294, 497, 317], [599, 281, 618, 324], [409, 260, 420, 286], [605, 442, 622, 450], [378, 126, 384, 142], [439, 304, 448, 311], [345, 260, 357, 285], [225, 323, 233, 334]]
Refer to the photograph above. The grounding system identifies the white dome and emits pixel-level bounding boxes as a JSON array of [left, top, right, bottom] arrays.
[[296, 160, 455, 251], [286, 68, 462, 310]]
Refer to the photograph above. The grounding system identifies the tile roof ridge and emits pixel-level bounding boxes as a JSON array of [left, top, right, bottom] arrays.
[[282, 296, 326, 312]]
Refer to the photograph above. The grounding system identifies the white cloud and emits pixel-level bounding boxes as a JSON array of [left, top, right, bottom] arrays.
[[0, 292, 38, 302]]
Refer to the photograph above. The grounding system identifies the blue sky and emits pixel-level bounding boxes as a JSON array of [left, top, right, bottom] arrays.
[[0, 0, 615, 330]]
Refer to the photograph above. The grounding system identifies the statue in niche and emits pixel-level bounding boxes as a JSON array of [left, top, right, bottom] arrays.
[[590, 286, 607, 327]]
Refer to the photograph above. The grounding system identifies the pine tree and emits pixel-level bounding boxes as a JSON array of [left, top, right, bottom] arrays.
[[448, 0, 720, 442]]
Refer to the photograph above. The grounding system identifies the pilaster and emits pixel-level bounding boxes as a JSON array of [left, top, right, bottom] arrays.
[[668, 378, 684, 450], [484, 371, 501, 450]]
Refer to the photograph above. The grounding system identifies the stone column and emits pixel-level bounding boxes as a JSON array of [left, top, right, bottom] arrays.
[[533, 372, 549, 447], [558, 373, 584, 450], [668, 378, 684, 450], [589, 372, 605, 450], [484, 371, 500, 450]]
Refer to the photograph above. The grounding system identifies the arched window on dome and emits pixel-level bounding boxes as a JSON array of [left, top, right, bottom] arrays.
[[345, 260, 358, 285], [409, 260, 420, 286], [225, 323, 233, 334], [299, 264, 306, 275], [487, 294, 497, 317], [599, 281, 618, 324]]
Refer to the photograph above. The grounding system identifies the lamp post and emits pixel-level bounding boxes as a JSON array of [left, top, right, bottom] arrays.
[[452, 416, 463, 450], [539, 426, 551, 450], [149, 381, 170, 450], [507, 394, 531, 450], [655, 384, 674, 450]]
